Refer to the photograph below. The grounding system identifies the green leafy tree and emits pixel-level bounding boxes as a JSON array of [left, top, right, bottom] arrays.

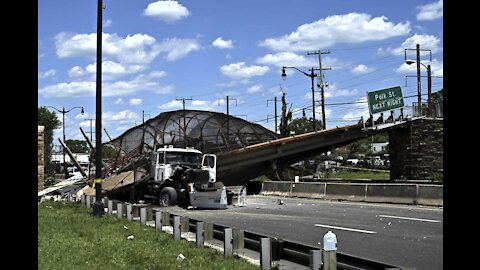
[[288, 117, 323, 135], [65, 139, 89, 153], [102, 145, 120, 159], [38, 107, 61, 177]]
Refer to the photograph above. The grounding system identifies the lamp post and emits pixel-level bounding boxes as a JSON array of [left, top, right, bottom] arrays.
[[46, 106, 84, 180], [282, 66, 320, 131], [405, 60, 431, 117]]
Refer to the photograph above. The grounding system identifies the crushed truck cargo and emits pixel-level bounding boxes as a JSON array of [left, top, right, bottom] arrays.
[[84, 146, 228, 209]]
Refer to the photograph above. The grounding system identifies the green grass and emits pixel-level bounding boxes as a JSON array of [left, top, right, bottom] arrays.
[[38, 201, 258, 270], [325, 170, 390, 180]]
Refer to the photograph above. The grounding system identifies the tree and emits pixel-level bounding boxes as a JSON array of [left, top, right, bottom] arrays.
[[288, 117, 323, 135], [65, 139, 89, 153], [38, 107, 61, 177]]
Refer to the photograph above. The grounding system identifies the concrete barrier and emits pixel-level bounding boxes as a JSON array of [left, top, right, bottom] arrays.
[[260, 181, 443, 206], [261, 181, 292, 196], [325, 183, 367, 202], [291, 182, 326, 199], [416, 185, 443, 206], [365, 184, 417, 204]]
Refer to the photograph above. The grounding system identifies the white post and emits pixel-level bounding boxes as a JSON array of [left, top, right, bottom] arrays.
[[140, 208, 147, 225], [155, 210, 162, 231], [260, 237, 271, 270], [323, 231, 337, 270], [196, 221, 204, 248], [81, 194, 86, 206], [310, 249, 322, 270], [126, 204, 132, 221], [173, 216, 181, 240], [224, 228, 233, 257], [107, 200, 113, 214], [86, 195, 91, 208], [117, 203, 124, 218]]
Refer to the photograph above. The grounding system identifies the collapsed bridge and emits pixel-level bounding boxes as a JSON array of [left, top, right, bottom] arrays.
[[104, 110, 417, 188]]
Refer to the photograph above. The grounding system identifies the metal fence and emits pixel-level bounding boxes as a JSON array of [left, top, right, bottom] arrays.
[[412, 102, 443, 118]]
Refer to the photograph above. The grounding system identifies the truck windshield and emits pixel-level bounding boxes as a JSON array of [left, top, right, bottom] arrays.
[[165, 152, 202, 166]]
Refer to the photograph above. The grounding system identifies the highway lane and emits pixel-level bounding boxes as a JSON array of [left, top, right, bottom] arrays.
[[158, 195, 443, 270]]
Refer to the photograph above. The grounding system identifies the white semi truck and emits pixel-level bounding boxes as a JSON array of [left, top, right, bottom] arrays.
[[137, 146, 228, 209]]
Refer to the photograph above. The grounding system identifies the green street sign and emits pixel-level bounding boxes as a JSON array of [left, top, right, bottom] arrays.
[[367, 86, 404, 114]]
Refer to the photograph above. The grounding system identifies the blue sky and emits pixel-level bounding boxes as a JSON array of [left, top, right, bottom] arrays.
[[38, 0, 443, 143]]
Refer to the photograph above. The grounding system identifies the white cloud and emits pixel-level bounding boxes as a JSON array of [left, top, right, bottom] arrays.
[[212, 37, 233, 49], [83, 61, 146, 80], [416, 0, 443, 21], [256, 52, 316, 68], [148, 71, 167, 78], [158, 100, 183, 110], [395, 59, 443, 77], [104, 19, 113, 28], [55, 32, 159, 65], [342, 97, 370, 120], [258, 13, 410, 52], [247, 85, 263, 94], [103, 110, 138, 123], [80, 120, 95, 128], [75, 112, 89, 119], [324, 84, 358, 98], [220, 62, 270, 80], [351, 64, 375, 75], [190, 100, 216, 111], [38, 69, 57, 79], [114, 98, 124, 104], [156, 38, 201, 61], [116, 125, 129, 131], [39, 74, 175, 98], [68, 66, 84, 78], [380, 34, 442, 56], [129, 98, 142, 105], [143, 1, 190, 23]]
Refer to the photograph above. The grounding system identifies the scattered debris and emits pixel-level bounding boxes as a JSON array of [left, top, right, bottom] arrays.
[[176, 253, 185, 261], [388, 222, 392, 225], [277, 199, 284, 205], [123, 226, 128, 230], [127, 235, 134, 240]]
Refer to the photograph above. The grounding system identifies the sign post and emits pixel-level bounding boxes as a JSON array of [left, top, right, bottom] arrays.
[[367, 86, 404, 115]]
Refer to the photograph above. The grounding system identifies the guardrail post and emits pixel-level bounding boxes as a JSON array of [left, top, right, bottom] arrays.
[[107, 200, 113, 214], [260, 237, 271, 270], [323, 231, 337, 270], [126, 204, 132, 221], [155, 210, 162, 231], [271, 238, 284, 268], [86, 195, 91, 208], [204, 222, 213, 242], [233, 228, 244, 255], [224, 228, 233, 257], [196, 221, 204, 248], [81, 194, 86, 206], [173, 216, 181, 240], [147, 208, 153, 222], [161, 211, 170, 226], [310, 249, 322, 270], [140, 208, 147, 225], [103, 198, 108, 213], [117, 203, 124, 219], [132, 205, 140, 218]]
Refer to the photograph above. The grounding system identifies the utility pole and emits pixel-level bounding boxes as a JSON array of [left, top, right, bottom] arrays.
[[142, 110, 150, 124], [404, 44, 431, 116], [176, 97, 192, 147], [85, 118, 95, 142], [218, 96, 237, 138], [267, 96, 279, 133], [93, 0, 105, 216], [427, 64, 432, 117], [307, 50, 331, 130]]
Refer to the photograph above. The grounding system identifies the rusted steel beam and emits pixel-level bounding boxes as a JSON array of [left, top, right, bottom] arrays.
[[58, 138, 87, 178]]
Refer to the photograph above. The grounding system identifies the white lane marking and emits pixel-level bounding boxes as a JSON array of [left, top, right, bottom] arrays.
[[314, 224, 376, 234], [378, 215, 441, 223]]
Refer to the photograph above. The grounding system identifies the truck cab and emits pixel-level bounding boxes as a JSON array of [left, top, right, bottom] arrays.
[[143, 146, 227, 209]]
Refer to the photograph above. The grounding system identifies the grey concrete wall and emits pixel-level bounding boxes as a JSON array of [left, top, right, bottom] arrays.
[[261, 181, 442, 206]]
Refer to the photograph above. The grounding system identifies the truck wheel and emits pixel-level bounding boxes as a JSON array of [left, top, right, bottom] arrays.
[[159, 187, 177, 206]]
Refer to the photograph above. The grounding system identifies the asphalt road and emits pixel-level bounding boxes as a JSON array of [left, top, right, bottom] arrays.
[[157, 195, 443, 270]]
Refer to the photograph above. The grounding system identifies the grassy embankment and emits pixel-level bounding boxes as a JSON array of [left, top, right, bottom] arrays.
[[38, 201, 258, 270]]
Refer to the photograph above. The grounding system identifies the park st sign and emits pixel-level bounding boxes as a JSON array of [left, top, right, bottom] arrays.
[[367, 86, 404, 114]]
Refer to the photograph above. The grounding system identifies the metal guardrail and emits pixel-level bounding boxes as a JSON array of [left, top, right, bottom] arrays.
[[175, 213, 401, 270]]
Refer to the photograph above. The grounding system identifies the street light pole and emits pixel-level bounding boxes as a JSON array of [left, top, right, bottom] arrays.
[[46, 106, 84, 180], [282, 66, 318, 131], [427, 64, 432, 117]]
